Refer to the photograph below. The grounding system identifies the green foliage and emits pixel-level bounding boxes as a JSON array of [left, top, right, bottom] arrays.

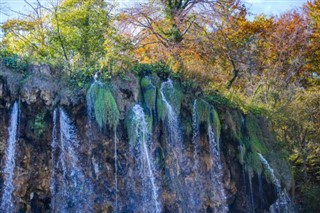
[[130, 62, 172, 79], [0, 50, 29, 72], [205, 91, 239, 109], [87, 83, 119, 130], [300, 184, 320, 213], [28, 111, 46, 136]]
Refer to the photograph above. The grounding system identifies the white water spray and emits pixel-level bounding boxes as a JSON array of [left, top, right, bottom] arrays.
[[1, 102, 19, 212]]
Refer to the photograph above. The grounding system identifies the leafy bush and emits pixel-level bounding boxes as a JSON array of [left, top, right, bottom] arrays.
[[130, 62, 172, 79], [300, 184, 320, 213], [0, 50, 29, 72]]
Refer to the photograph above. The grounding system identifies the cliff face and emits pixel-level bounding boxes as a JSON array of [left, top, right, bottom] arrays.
[[0, 66, 292, 213]]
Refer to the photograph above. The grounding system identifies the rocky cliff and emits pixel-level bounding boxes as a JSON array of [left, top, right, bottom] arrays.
[[0, 65, 293, 213]]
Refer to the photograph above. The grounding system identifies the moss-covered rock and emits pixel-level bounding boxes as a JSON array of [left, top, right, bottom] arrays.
[[141, 76, 156, 113], [195, 99, 211, 124], [86, 82, 119, 130], [211, 108, 221, 143], [244, 114, 267, 154]]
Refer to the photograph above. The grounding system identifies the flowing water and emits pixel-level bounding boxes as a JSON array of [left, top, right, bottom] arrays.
[[190, 99, 204, 211], [50, 108, 93, 212], [160, 79, 188, 211], [192, 100, 200, 168], [160, 79, 182, 147], [248, 172, 255, 213], [258, 153, 292, 213], [129, 104, 161, 213], [0, 102, 19, 212], [208, 124, 229, 213]]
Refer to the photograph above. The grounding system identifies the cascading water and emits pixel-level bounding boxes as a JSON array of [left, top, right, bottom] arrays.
[[190, 99, 204, 211], [160, 79, 182, 147], [208, 124, 229, 212], [258, 153, 293, 213], [128, 104, 161, 213], [192, 100, 200, 167], [248, 172, 255, 213], [160, 79, 188, 211], [50, 108, 93, 212], [0, 102, 19, 212]]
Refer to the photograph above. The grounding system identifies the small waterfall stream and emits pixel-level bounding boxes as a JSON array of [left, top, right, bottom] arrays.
[[208, 124, 229, 212], [248, 172, 255, 213], [0, 102, 19, 212], [191, 99, 204, 211], [160, 79, 182, 147], [50, 108, 93, 212], [258, 153, 292, 213], [160, 79, 189, 211], [129, 104, 161, 213]]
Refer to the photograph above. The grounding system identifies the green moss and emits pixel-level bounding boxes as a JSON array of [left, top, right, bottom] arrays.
[[126, 108, 138, 146], [245, 152, 263, 175], [245, 115, 267, 154], [196, 99, 211, 124], [156, 89, 166, 121], [87, 83, 119, 129], [141, 77, 156, 112], [212, 108, 221, 143], [140, 77, 150, 90], [161, 81, 182, 114], [181, 117, 193, 137]]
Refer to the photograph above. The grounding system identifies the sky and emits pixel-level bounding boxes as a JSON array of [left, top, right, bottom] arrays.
[[0, 0, 309, 25]]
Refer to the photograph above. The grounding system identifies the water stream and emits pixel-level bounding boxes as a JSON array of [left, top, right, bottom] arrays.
[[0, 102, 19, 212], [258, 153, 292, 213], [129, 104, 161, 213], [208, 124, 229, 213], [160, 79, 188, 211], [50, 108, 93, 212]]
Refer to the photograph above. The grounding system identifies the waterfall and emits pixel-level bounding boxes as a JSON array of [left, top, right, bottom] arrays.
[[160, 79, 189, 211], [258, 153, 292, 213], [160, 79, 182, 146], [129, 104, 161, 213], [50, 108, 93, 212], [190, 99, 204, 211], [248, 172, 255, 213], [0, 102, 19, 212], [192, 100, 200, 166], [208, 124, 229, 213]]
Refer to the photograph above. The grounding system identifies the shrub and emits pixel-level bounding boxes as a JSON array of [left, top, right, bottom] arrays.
[[0, 50, 29, 72]]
